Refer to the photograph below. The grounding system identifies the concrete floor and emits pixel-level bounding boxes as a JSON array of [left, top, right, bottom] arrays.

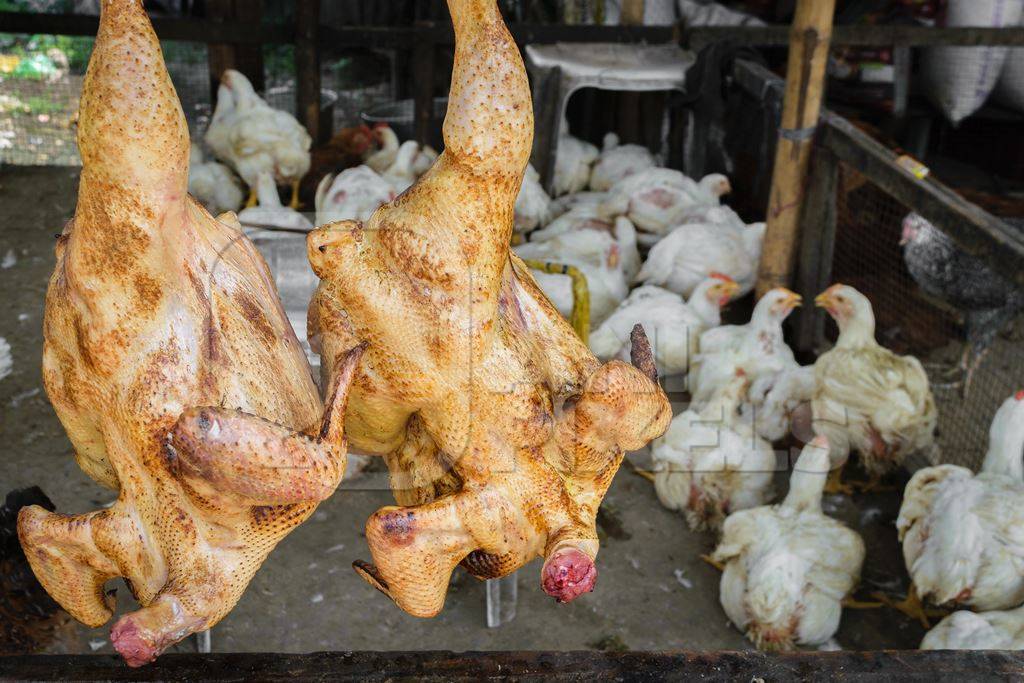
[[0, 166, 926, 656]]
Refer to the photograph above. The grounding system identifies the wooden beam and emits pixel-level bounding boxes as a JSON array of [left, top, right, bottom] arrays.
[[295, 0, 321, 144], [819, 112, 1024, 288], [684, 24, 1024, 50], [757, 0, 836, 297], [0, 11, 291, 44], [794, 147, 839, 353], [2, 651, 1023, 681]]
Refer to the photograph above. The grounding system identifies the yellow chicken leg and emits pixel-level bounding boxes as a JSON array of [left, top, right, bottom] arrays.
[[872, 583, 948, 629], [521, 259, 590, 344], [824, 465, 855, 496], [289, 180, 302, 210], [245, 187, 258, 208], [700, 554, 725, 572]]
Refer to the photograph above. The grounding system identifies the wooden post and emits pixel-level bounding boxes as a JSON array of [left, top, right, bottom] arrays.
[[295, 0, 321, 144], [233, 0, 264, 93], [755, 0, 836, 297], [206, 0, 264, 102], [412, 23, 437, 147], [794, 147, 839, 354], [621, 0, 645, 26]]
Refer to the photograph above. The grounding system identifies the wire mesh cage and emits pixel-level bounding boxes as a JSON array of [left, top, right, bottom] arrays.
[[831, 162, 1024, 471], [0, 35, 213, 165]]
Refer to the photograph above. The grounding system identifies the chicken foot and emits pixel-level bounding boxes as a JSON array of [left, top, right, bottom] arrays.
[[871, 582, 949, 629], [21, 346, 365, 666]]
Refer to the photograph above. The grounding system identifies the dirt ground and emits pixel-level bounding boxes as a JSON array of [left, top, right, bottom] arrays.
[[0, 166, 927, 657]]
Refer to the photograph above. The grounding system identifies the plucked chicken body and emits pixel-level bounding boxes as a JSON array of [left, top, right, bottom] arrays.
[[315, 165, 396, 225], [711, 437, 866, 650], [922, 606, 1024, 650], [635, 219, 765, 297], [514, 226, 632, 326], [812, 284, 937, 476], [514, 163, 552, 234], [897, 391, 1024, 611], [18, 1, 360, 666], [652, 372, 776, 531], [205, 69, 311, 207], [307, 0, 670, 619], [589, 277, 739, 378], [553, 124, 600, 196], [588, 132, 656, 192], [188, 143, 243, 215], [604, 169, 731, 237]]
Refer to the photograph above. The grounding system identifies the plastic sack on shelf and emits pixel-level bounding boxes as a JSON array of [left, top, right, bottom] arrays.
[[922, 0, 1024, 124]]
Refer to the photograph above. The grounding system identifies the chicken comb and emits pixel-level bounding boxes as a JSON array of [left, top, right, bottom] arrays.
[[1016, 390, 1024, 401], [709, 272, 735, 283]]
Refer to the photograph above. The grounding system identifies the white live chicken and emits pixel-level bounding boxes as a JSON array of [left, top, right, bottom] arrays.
[[549, 191, 609, 219], [651, 371, 776, 531], [514, 164, 553, 234], [812, 284, 937, 488], [364, 124, 399, 173], [690, 289, 811, 441], [589, 276, 739, 378], [635, 220, 765, 297], [553, 124, 599, 197], [897, 391, 1024, 614], [381, 140, 422, 195], [205, 69, 311, 208], [711, 436, 867, 651], [315, 165, 395, 226], [188, 143, 244, 215], [238, 171, 313, 236], [514, 225, 636, 326], [588, 132, 657, 191], [922, 606, 1024, 650], [603, 168, 731, 238], [531, 210, 641, 282]]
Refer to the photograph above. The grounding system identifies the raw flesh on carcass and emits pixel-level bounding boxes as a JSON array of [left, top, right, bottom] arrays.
[[308, 0, 671, 618], [17, 1, 361, 666]]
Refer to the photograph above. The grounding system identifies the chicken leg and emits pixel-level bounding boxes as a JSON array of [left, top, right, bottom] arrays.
[[18, 1, 362, 666]]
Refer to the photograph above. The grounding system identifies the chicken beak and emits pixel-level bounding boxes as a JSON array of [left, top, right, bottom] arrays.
[[721, 281, 741, 303], [781, 289, 803, 311], [814, 292, 831, 309]]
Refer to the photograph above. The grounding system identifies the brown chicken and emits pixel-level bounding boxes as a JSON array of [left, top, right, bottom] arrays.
[[17, 0, 361, 666], [308, 0, 672, 618]]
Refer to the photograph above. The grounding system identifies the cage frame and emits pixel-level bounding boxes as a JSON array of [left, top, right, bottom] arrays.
[[727, 59, 1024, 355]]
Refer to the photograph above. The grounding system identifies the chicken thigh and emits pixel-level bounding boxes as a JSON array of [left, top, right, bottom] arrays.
[[308, 0, 671, 618], [17, 1, 361, 666]]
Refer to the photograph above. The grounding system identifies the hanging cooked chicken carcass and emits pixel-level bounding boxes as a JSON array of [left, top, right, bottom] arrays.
[[17, 0, 361, 666], [308, 0, 671, 618]]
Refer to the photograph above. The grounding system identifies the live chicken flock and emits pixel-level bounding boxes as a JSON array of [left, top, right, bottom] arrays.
[[13, 0, 1022, 664]]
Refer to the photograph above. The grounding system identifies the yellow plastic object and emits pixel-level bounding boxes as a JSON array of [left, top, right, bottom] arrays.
[[522, 259, 590, 345]]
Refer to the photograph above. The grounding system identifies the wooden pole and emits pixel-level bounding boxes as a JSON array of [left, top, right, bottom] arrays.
[[620, 0, 645, 26], [295, 0, 321, 144], [755, 0, 836, 297]]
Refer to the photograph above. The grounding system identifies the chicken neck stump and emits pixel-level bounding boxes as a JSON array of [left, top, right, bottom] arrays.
[[17, 0, 362, 666], [308, 0, 672, 618]]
